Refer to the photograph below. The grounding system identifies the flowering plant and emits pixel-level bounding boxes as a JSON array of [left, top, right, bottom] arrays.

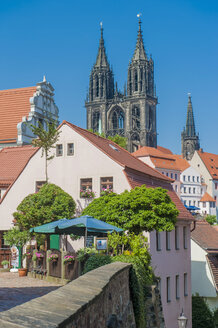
[[47, 253, 58, 262], [63, 255, 76, 264], [22, 251, 32, 259], [32, 252, 44, 261], [100, 188, 113, 197], [80, 189, 95, 199]]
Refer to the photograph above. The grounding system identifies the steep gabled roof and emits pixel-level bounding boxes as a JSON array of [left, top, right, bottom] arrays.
[[197, 150, 218, 180], [63, 121, 171, 182], [157, 146, 173, 155], [207, 255, 218, 290], [200, 192, 216, 202], [0, 86, 36, 143], [191, 220, 218, 250], [0, 145, 39, 202]]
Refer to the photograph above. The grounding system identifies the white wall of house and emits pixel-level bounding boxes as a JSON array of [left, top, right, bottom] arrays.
[[149, 221, 192, 328], [199, 201, 216, 216], [180, 166, 204, 209], [191, 239, 218, 310]]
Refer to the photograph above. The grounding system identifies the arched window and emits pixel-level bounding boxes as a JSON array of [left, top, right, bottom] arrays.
[[132, 107, 140, 129], [93, 111, 100, 132], [95, 75, 99, 97], [109, 107, 125, 132], [134, 70, 138, 91], [148, 106, 153, 130]]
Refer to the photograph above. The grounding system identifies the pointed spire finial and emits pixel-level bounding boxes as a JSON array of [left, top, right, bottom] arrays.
[[131, 13, 147, 62], [43, 75, 46, 82]]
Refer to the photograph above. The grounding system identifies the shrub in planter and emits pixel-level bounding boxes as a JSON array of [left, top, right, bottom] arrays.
[[1, 260, 9, 269]]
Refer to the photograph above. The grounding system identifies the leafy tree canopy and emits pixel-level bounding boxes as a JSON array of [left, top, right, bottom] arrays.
[[88, 129, 127, 149], [192, 295, 214, 328], [4, 228, 31, 247], [205, 215, 217, 225], [83, 185, 178, 234], [13, 183, 76, 230]]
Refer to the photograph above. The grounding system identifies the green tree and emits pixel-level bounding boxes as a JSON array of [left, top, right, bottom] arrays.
[[88, 129, 127, 149], [192, 295, 214, 328], [30, 119, 60, 182], [205, 215, 217, 225], [4, 228, 30, 247], [13, 183, 76, 231], [83, 185, 178, 234]]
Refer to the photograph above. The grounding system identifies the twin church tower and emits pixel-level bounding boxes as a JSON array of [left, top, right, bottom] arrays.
[[85, 19, 157, 152], [85, 19, 200, 158]]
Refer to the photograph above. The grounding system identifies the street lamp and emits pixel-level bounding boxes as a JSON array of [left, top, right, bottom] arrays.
[[178, 310, 188, 328]]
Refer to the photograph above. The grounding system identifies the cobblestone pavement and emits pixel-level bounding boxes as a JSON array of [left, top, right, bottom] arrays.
[[0, 272, 62, 312]]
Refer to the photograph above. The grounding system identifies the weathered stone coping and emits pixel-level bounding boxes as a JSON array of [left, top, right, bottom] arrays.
[[0, 262, 131, 328]]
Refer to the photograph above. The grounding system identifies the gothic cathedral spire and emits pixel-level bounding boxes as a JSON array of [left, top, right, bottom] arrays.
[[85, 19, 157, 152], [181, 94, 200, 160]]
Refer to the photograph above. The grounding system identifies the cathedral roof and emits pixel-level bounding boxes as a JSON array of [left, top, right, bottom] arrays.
[[0, 86, 36, 144], [94, 25, 110, 69], [131, 19, 147, 63], [197, 150, 218, 180], [0, 145, 39, 202]]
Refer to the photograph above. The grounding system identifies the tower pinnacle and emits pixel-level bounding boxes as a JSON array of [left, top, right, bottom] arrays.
[[132, 15, 147, 62], [94, 23, 109, 68]]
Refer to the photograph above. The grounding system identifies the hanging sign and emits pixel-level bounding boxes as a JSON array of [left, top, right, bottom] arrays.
[[96, 238, 108, 251]]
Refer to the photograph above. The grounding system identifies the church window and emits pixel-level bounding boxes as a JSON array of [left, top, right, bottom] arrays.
[[132, 107, 140, 129], [96, 76, 99, 97], [35, 181, 46, 193], [134, 70, 138, 91], [93, 112, 100, 133], [110, 107, 124, 131], [56, 144, 63, 157], [131, 133, 140, 152], [148, 106, 153, 130], [67, 143, 74, 156], [100, 177, 113, 192]]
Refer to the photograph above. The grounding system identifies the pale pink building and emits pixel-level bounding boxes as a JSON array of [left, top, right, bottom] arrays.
[[0, 121, 194, 327]]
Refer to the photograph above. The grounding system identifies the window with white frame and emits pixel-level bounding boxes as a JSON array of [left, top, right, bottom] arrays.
[[192, 176, 195, 182], [184, 187, 186, 193], [166, 231, 171, 250], [167, 277, 171, 302], [203, 202, 206, 208], [189, 187, 191, 194], [175, 226, 179, 250], [56, 144, 63, 156], [156, 231, 161, 251], [197, 176, 199, 182], [171, 173, 173, 179], [176, 275, 180, 299], [183, 175, 186, 181], [189, 200, 191, 206], [67, 143, 74, 156], [193, 188, 195, 194], [188, 176, 190, 181], [184, 273, 188, 296], [175, 173, 178, 180]]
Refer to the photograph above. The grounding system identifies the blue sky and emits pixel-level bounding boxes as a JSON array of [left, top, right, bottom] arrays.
[[0, 0, 217, 154]]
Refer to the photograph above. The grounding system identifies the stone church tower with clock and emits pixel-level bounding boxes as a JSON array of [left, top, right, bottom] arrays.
[[85, 19, 157, 152]]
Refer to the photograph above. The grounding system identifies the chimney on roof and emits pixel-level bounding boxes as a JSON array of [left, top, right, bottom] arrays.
[[199, 148, 203, 153]]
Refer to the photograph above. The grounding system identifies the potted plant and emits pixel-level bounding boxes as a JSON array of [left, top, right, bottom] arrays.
[[1, 260, 9, 269], [3, 228, 31, 277], [63, 254, 76, 264], [48, 253, 58, 262], [32, 252, 44, 261]]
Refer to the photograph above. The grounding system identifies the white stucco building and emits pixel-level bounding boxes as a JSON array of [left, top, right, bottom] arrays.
[[191, 220, 218, 310], [0, 121, 194, 328], [191, 150, 218, 219]]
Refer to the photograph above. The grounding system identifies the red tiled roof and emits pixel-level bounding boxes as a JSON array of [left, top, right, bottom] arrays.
[[132, 146, 189, 172], [207, 255, 218, 290], [200, 192, 215, 202], [124, 167, 193, 220], [0, 86, 36, 143], [157, 146, 173, 154], [191, 220, 218, 250], [63, 122, 171, 182], [0, 145, 39, 202], [197, 150, 218, 180]]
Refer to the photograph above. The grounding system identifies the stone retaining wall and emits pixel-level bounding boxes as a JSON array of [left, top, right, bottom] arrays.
[[0, 262, 135, 328]]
